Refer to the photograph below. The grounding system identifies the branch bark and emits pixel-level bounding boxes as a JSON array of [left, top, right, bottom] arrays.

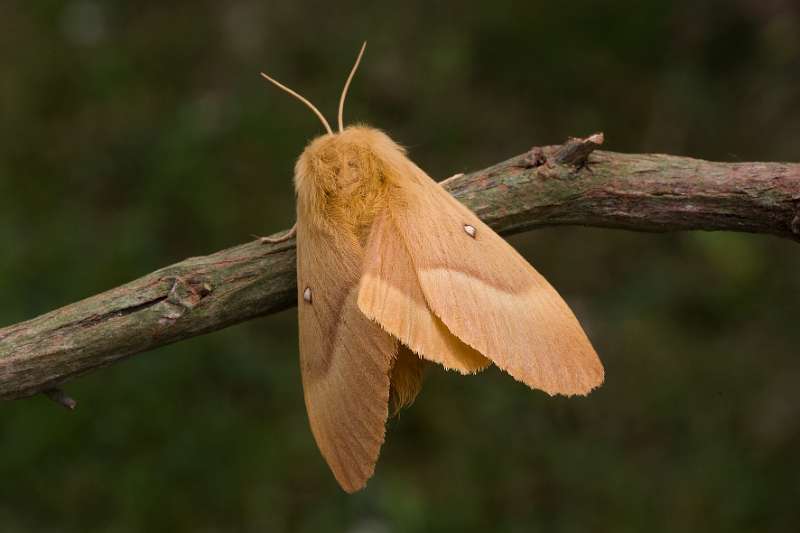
[[1, 134, 799, 401]]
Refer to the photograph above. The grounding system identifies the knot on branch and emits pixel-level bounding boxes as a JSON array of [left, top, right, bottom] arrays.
[[522, 148, 547, 169], [160, 276, 213, 323]]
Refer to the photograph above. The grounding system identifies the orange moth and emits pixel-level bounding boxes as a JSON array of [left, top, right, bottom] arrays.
[[261, 43, 604, 492]]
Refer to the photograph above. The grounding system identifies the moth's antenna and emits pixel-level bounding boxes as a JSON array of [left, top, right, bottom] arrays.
[[337, 41, 367, 133], [260, 72, 333, 135]]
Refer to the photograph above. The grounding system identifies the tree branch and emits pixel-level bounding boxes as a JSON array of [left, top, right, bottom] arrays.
[[1, 134, 798, 401]]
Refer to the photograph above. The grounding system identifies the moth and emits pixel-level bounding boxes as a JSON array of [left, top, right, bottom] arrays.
[[261, 43, 604, 492]]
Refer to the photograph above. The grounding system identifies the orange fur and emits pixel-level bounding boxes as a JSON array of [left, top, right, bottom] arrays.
[[295, 127, 400, 242], [389, 346, 425, 416]]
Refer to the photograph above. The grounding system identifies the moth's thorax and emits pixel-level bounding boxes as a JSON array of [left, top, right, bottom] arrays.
[[294, 126, 411, 239]]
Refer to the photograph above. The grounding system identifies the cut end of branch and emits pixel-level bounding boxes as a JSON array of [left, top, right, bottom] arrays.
[[586, 132, 605, 145], [553, 132, 605, 167], [44, 388, 77, 410]]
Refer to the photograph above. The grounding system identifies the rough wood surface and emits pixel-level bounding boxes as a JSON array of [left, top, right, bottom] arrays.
[[1, 134, 799, 401]]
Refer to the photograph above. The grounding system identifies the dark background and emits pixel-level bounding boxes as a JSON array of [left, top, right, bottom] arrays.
[[1, 1, 799, 531]]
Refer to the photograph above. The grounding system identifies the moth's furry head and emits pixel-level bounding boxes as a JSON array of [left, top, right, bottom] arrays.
[[294, 125, 411, 239], [294, 125, 407, 192]]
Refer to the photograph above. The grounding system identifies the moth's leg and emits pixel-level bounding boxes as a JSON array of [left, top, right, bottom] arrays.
[[258, 223, 297, 244]]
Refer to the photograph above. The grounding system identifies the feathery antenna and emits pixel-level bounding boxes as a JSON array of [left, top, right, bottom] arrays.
[[337, 42, 367, 133], [260, 72, 333, 135]]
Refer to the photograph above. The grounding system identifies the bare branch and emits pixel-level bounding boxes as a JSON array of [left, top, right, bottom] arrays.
[[1, 135, 798, 401]]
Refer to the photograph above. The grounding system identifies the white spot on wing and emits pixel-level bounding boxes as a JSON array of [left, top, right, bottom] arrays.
[[463, 224, 477, 238]]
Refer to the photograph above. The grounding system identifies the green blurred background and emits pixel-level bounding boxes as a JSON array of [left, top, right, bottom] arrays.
[[1, 1, 799, 531]]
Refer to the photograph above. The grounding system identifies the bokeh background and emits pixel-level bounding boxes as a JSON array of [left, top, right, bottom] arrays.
[[1, 1, 799, 531]]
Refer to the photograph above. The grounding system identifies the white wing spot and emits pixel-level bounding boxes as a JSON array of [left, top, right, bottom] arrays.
[[463, 224, 477, 238], [303, 287, 313, 303]]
